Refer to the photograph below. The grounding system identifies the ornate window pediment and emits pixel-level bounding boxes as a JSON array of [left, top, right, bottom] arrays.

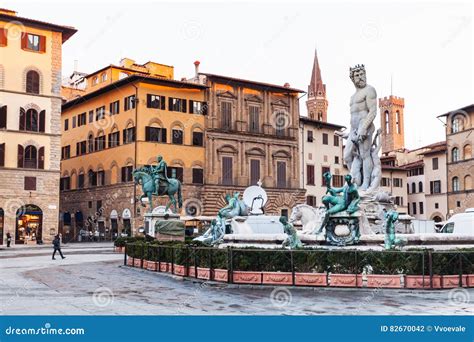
[[216, 90, 237, 99], [272, 150, 291, 159], [244, 94, 263, 103], [271, 99, 289, 107], [217, 144, 238, 154], [246, 147, 265, 157]]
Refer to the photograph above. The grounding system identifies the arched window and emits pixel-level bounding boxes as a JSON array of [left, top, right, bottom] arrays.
[[411, 182, 416, 194], [418, 181, 423, 193], [26, 70, 40, 94], [19, 108, 45, 132], [464, 144, 472, 160], [100, 73, 107, 82], [24, 145, 37, 168], [384, 110, 390, 134], [88, 169, 97, 187], [395, 111, 401, 134], [452, 177, 460, 192], [407, 183, 410, 194], [451, 116, 464, 133], [88, 134, 94, 153], [452, 147, 460, 162], [26, 109, 38, 131], [465, 175, 473, 190]]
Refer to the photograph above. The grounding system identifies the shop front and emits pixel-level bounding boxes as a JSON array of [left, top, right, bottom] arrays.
[[16, 205, 43, 245]]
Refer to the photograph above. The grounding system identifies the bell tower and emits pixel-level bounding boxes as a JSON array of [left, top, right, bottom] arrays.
[[379, 95, 405, 154], [306, 49, 328, 122]]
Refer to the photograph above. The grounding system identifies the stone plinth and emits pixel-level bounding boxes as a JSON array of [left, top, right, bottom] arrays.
[[145, 206, 184, 242]]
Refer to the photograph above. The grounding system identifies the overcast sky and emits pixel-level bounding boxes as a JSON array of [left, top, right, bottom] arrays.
[[6, 0, 473, 149]]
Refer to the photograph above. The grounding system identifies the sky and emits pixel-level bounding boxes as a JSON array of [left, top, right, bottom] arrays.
[[4, 0, 473, 149]]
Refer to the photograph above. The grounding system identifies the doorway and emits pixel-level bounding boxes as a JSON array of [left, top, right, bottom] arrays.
[[16, 204, 42, 244]]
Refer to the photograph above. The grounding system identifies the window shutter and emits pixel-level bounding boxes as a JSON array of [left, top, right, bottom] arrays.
[[122, 129, 126, 143], [39, 110, 45, 132], [19, 107, 25, 130], [0, 28, 7, 46], [202, 102, 208, 115], [189, 100, 194, 114], [161, 128, 167, 143], [182, 99, 187, 113], [39, 35, 46, 52], [21, 32, 27, 49], [160, 96, 166, 110], [0, 143, 4, 166], [109, 103, 113, 114], [17, 144, 24, 168], [168, 97, 173, 111], [121, 167, 126, 182], [146, 94, 152, 108], [38, 147, 45, 169], [145, 127, 150, 141], [0, 105, 6, 128]]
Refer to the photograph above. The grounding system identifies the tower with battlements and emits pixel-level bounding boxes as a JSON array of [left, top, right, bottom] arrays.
[[379, 95, 405, 154]]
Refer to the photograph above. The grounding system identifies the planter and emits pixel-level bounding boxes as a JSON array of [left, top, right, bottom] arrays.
[[467, 275, 474, 287], [366, 274, 403, 288], [133, 259, 142, 268], [213, 269, 228, 282], [127, 257, 133, 267], [405, 275, 441, 289], [142, 260, 149, 269], [233, 271, 262, 284], [188, 266, 196, 278], [295, 273, 327, 287], [441, 275, 468, 288], [173, 264, 186, 276], [197, 267, 211, 280], [329, 274, 362, 287], [147, 261, 158, 272], [159, 262, 170, 273], [262, 272, 293, 285], [114, 246, 124, 253]]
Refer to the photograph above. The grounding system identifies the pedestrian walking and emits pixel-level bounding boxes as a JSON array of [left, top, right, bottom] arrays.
[[52, 234, 65, 260], [6, 232, 12, 247]]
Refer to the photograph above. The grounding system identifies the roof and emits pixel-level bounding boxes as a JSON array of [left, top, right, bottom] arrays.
[[437, 104, 474, 118], [0, 10, 76, 43], [85, 63, 173, 79], [419, 142, 447, 156], [382, 165, 406, 171], [200, 73, 305, 93], [402, 159, 424, 169], [62, 74, 208, 111], [299, 116, 345, 130]]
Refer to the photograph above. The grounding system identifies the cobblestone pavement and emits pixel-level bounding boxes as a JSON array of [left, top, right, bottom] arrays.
[[0, 246, 472, 315]]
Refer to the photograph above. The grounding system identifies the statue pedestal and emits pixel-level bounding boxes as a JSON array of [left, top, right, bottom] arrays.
[[325, 212, 361, 246], [145, 206, 184, 242]]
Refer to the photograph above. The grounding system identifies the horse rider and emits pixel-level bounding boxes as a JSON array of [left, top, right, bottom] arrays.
[[152, 155, 170, 191]]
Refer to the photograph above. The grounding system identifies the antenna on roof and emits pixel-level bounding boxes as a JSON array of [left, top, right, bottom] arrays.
[[74, 59, 78, 72], [390, 73, 393, 96]]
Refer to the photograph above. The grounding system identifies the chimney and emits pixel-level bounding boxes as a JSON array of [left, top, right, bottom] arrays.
[[284, 82, 290, 88], [194, 60, 200, 78]]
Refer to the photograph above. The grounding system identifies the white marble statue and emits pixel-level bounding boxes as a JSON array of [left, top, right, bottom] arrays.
[[337, 64, 381, 192], [289, 204, 326, 235]]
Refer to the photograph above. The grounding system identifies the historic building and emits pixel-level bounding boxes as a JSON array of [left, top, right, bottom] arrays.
[[379, 95, 405, 155], [60, 58, 207, 240], [189, 66, 306, 216], [0, 9, 76, 245], [306, 50, 328, 122], [438, 104, 474, 216]]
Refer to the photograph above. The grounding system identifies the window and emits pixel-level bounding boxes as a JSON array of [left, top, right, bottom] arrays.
[[109, 100, 120, 115], [121, 166, 133, 182], [192, 168, 204, 184], [250, 159, 260, 185], [275, 111, 287, 137], [25, 33, 41, 51], [78, 112, 86, 126], [333, 135, 339, 146], [0, 105, 5, 129], [22, 145, 38, 169], [452, 147, 460, 162], [277, 161, 287, 188], [411, 182, 416, 193], [167, 167, 184, 182], [87, 134, 94, 153], [72, 116, 76, 128], [125, 95, 136, 111], [430, 180, 441, 194], [395, 111, 401, 134], [306, 196, 316, 207], [94, 135, 106, 151], [76, 141, 86, 156], [435, 203, 439, 209], [88, 201, 92, 209], [146, 94, 165, 109], [172, 129, 183, 144], [335, 156, 340, 164], [393, 178, 403, 187], [108, 131, 120, 148], [0, 143, 4, 167], [306, 165, 315, 185], [222, 156, 233, 185], [321, 166, 330, 186], [19, 108, 45, 132], [221, 101, 232, 130], [418, 181, 423, 193], [88, 170, 97, 187], [192, 131, 203, 146], [26, 70, 40, 94], [61, 145, 70, 160], [97, 170, 105, 186], [333, 175, 344, 187], [307, 130, 313, 142], [145, 127, 167, 143], [394, 196, 403, 206], [384, 111, 390, 133], [432, 157, 439, 170], [0, 28, 7, 46], [322, 133, 328, 145], [123, 127, 136, 144], [95, 106, 105, 121], [100, 73, 107, 82], [119, 72, 129, 80], [169, 97, 187, 112], [60, 177, 70, 191], [457, 201, 461, 207], [64, 118, 69, 131], [24, 176, 36, 191], [190, 101, 207, 115], [464, 144, 472, 159], [78, 173, 85, 189], [88, 110, 94, 123], [419, 202, 424, 215], [381, 177, 391, 187], [412, 202, 417, 215], [451, 116, 463, 133], [92, 76, 98, 86], [96, 200, 103, 212], [249, 105, 260, 133], [452, 177, 460, 192]]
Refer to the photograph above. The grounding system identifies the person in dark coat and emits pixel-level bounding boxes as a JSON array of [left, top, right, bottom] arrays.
[[52, 234, 65, 260], [6, 232, 11, 247]]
